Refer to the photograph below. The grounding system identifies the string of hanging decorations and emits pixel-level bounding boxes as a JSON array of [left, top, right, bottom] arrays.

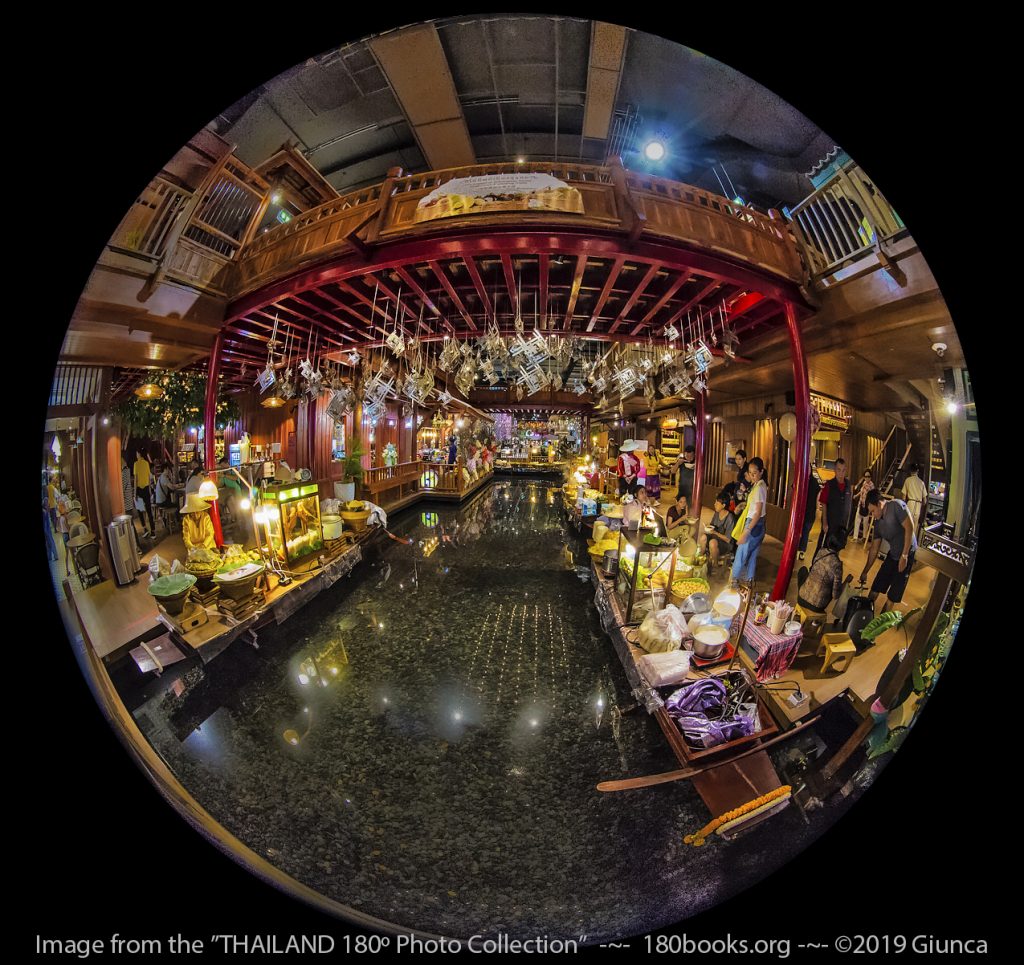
[[251, 277, 741, 416]]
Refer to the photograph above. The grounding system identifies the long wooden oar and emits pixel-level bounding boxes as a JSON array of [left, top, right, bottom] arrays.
[[596, 716, 818, 792]]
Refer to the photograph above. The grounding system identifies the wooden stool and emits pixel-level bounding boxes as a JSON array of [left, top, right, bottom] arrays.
[[819, 632, 857, 674]]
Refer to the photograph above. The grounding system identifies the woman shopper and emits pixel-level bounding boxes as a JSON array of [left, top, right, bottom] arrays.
[[731, 457, 767, 584], [851, 469, 874, 541]]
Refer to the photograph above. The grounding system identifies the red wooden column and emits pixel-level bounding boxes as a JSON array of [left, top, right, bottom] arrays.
[[691, 389, 706, 517], [771, 302, 810, 599], [204, 332, 225, 547]]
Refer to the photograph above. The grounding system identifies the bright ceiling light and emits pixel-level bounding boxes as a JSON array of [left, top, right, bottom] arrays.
[[644, 140, 666, 162], [945, 400, 958, 415]]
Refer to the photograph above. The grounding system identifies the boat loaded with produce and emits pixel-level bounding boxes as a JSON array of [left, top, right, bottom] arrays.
[[579, 449, 811, 839]]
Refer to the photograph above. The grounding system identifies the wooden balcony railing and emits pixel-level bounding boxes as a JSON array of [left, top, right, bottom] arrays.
[[360, 460, 427, 494], [419, 460, 494, 495], [231, 160, 805, 297], [358, 460, 494, 504], [114, 157, 808, 301], [789, 161, 905, 282]]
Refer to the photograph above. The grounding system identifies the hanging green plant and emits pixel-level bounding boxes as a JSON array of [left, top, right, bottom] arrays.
[[860, 607, 921, 643], [114, 370, 239, 441]]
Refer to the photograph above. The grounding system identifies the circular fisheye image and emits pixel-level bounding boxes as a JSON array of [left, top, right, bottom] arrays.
[[41, 14, 979, 946]]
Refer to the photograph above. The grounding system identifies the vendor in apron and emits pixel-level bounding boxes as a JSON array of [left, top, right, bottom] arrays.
[[180, 492, 217, 553]]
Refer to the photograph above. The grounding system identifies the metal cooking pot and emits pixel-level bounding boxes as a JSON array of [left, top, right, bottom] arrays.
[[692, 624, 730, 659], [602, 549, 620, 576]]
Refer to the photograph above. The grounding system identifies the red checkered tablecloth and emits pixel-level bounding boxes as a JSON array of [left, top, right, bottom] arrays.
[[736, 618, 803, 681]]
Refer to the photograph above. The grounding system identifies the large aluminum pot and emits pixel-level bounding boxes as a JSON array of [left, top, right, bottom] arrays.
[[602, 549, 620, 577], [691, 624, 730, 659]]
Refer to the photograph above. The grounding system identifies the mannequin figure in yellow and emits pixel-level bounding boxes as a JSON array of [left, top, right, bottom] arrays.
[[180, 492, 217, 552]]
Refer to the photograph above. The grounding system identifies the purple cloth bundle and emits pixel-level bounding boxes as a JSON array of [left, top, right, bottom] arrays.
[[665, 677, 726, 714], [665, 678, 757, 748]]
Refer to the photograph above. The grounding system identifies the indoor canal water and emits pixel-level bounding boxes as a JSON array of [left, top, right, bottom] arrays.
[[129, 477, 854, 942]]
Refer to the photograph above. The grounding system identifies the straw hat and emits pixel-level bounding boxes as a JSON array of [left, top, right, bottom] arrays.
[[180, 492, 213, 514]]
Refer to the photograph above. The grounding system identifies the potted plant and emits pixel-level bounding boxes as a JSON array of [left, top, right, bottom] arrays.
[[334, 440, 365, 503]]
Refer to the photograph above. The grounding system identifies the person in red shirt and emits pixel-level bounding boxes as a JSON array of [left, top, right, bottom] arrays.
[[816, 458, 852, 553], [616, 440, 641, 497]]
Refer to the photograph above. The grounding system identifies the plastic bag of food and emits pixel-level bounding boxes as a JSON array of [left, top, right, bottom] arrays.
[[169, 558, 183, 574], [637, 605, 686, 653], [321, 498, 341, 516], [638, 649, 692, 686], [148, 554, 170, 583]]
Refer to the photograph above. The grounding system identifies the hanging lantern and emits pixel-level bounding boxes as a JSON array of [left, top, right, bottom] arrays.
[[134, 382, 164, 400], [261, 393, 286, 408], [778, 412, 797, 442]]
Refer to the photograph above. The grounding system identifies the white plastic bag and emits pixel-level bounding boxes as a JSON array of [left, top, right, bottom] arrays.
[[169, 558, 183, 574], [637, 605, 686, 653], [148, 554, 170, 583], [638, 650, 692, 686]]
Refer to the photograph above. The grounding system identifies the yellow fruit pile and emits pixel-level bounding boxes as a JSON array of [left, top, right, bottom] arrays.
[[671, 578, 710, 599], [588, 537, 620, 558]]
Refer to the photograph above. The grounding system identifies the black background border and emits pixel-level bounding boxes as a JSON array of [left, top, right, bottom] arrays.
[[23, 9, 999, 958]]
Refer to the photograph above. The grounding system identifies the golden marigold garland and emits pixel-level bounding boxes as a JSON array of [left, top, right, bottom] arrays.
[[684, 785, 792, 846]]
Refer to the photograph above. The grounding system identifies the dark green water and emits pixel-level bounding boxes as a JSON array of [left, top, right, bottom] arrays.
[[133, 478, 842, 941]]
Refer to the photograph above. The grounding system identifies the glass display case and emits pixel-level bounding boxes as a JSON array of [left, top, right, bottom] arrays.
[[615, 528, 678, 622], [260, 482, 323, 566]]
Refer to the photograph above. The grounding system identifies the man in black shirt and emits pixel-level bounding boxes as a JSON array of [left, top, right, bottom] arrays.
[[816, 458, 852, 553]]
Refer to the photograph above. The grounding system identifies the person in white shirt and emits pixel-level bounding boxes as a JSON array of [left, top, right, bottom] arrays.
[[901, 463, 928, 534]]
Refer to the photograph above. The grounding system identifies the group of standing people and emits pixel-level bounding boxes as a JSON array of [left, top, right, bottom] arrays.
[[121, 451, 211, 541], [796, 461, 927, 618], [613, 441, 663, 499]]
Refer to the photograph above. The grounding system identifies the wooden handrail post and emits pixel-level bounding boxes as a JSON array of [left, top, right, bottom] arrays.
[[364, 167, 404, 246], [608, 156, 646, 244]]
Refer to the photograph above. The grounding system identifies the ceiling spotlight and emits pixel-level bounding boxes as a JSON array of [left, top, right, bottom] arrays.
[[931, 342, 947, 359], [644, 140, 666, 162], [945, 400, 958, 415], [270, 191, 282, 205]]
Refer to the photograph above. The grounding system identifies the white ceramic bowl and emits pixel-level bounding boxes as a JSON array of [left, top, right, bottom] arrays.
[[784, 620, 802, 635]]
